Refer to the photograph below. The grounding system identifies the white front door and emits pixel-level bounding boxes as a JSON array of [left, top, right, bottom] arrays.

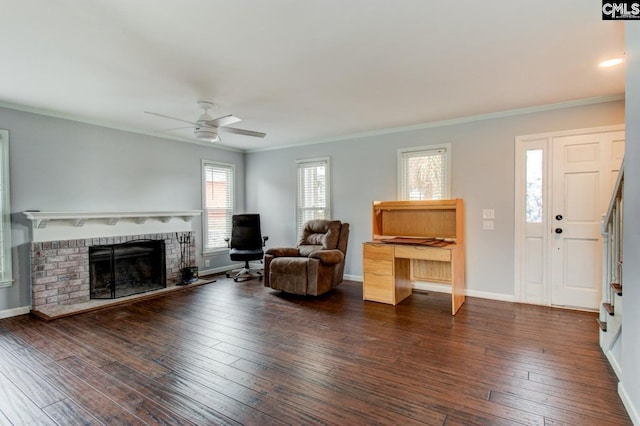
[[550, 131, 624, 309], [515, 126, 624, 310]]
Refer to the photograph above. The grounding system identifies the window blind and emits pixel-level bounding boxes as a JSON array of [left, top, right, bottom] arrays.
[[399, 146, 449, 200], [203, 162, 234, 251], [296, 158, 330, 237]]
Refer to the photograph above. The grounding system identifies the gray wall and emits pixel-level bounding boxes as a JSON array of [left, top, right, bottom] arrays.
[[622, 23, 640, 424], [246, 101, 624, 298], [0, 107, 245, 311]]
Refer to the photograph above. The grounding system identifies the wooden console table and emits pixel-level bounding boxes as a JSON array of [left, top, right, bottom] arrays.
[[362, 199, 465, 314]]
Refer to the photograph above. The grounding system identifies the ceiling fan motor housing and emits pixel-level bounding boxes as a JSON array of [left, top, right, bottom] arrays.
[[194, 127, 218, 141]]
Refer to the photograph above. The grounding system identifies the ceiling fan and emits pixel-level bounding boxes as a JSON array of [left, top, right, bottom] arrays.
[[144, 101, 266, 142]]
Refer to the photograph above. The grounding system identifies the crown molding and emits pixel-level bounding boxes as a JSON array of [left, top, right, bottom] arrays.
[[0, 100, 243, 153], [0, 94, 625, 154], [247, 94, 625, 153]]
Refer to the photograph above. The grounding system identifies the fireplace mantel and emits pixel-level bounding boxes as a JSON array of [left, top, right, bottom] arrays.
[[23, 210, 201, 242]]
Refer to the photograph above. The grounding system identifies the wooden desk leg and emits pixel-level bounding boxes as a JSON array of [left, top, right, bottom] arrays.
[[451, 247, 465, 314], [394, 257, 413, 304]]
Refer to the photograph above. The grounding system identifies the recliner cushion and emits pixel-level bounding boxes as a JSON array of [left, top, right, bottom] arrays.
[[298, 220, 341, 251], [269, 258, 310, 294]]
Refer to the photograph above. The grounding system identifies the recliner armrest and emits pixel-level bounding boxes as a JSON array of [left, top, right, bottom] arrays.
[[309, 249, 344, 265], [265, 247, 300, 257]]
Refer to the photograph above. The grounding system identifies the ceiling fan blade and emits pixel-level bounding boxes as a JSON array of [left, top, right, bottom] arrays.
[[154, 126, 193, 132], [144, 111, 198, 126], [223, 127, 267, 138], [206, 114, 242, 128]]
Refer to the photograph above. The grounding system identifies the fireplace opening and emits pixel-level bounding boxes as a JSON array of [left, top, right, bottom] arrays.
[[89, 239, 166, 299]]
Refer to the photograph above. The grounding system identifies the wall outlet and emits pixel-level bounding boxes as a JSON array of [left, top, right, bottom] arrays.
[[204, 259, 210, 267]]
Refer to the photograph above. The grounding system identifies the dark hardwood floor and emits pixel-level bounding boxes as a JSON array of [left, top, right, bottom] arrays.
[[0, 277, 631, 425]]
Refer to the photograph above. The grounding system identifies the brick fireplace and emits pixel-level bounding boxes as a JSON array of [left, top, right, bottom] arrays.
[[30, 233, 187, 309], [23, 211, 201, 317]]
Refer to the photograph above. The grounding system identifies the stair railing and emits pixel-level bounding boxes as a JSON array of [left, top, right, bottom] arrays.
[[600, 160, 624, 330]]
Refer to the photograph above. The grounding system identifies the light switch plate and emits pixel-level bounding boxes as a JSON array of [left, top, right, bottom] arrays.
[[483, 209, 495, 219]]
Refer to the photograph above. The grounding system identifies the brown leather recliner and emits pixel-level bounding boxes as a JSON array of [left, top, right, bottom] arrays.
[[264, 220, 350, 296]]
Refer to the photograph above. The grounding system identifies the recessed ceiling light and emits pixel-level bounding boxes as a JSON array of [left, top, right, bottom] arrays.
[[599, 57, 624, 68]]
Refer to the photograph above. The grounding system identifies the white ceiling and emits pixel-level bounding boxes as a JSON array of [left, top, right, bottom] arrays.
[[0, 1, 625, 152]]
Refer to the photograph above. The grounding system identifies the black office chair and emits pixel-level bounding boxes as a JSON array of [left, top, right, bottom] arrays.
[[225, 214, 268, 282]]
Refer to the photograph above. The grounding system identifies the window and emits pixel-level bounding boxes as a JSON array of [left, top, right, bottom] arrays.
[[525, 149, 543, 223], [398, 144, 450, 200], [202, 161, 234, 252], [296, 157, 330, 237], [0, 129, 12, 287]]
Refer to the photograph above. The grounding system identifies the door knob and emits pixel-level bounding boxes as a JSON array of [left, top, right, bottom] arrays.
[[555, 214, 563, 221], [555, 228, 563, 234]]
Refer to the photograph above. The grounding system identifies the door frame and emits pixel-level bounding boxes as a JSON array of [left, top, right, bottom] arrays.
[[514, 125, 624, 307]]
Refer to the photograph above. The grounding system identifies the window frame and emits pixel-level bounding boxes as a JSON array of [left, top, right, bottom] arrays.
[[0, 129, 12, 288], [295, 157, 331, 239], [201, 160, 235, 254], [397, 143, 451, 200]]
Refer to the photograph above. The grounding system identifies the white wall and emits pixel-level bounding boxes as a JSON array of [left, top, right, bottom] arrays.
[[0, 107, 245, 311], [621, 23, 640, 425], [246, 101, 624, 299]]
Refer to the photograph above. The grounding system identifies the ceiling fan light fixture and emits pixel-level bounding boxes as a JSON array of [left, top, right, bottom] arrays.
[[194, 128, 219, 142], [599, 57, 624, 68]]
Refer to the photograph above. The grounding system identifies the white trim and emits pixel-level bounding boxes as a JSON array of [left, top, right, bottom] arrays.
[[413, 281, 452, 294], [22, 211, 199, 242], [201, 160, 236, 252], [0, 306, 31, 319], [618, 382, 640, 426], [414, 281, 517, 302], [513, 124, 625, 306], [514, 136, 549, 305], [605, 347, 624, 381], [464, 289, 516, 303], [198, 265, 238, 276], [0, 95, 624, 155], [0, 130, 12, 288], [295, 157, 331, 240], [248, 95, 625, 153], [0, 101, 243, 152], [344, 274, 362, 282], [351, 276, 516, 302], [23, 210, 200, 227], [516, 124, 625, 140]]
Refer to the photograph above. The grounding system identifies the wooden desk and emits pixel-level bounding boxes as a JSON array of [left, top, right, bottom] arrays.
[[362, 199, 465, 315]]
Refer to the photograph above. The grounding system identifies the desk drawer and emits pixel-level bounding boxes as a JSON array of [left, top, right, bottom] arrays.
[[363, 272, 394, 303], [394, 245, 451, 262], [363, 243, 393, 261], [363, 258, 393, 275]]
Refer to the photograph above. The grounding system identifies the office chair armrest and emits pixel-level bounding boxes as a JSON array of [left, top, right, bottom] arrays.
[[309, 249, 344, 265], [224, 237, 230, 248], [262, 236, 269, 246], [265, 247, 300, 257]]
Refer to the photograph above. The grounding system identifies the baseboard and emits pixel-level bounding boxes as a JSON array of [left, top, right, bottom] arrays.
[[605, 348, 623, 381], [346, 276, 516, 302], [198, 264, 244, 277], [618, 382, 640, 426], [0, 306, 31, 319], [413, 281, 452, 294], [464, 288, 516, 302]]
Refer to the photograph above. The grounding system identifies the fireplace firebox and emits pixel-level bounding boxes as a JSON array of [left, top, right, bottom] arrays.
[[89, 239, 166, 299]]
